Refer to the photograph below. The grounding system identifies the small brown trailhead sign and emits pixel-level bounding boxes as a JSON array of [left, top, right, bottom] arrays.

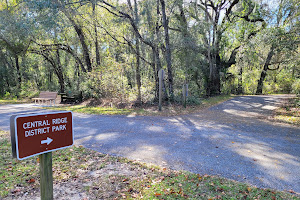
[[10, 111, 73, 160]]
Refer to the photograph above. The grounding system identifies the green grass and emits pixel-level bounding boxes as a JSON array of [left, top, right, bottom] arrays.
[[0, 99, 30, 105], [128, 172, 299, 199], [42, 105, 134, 115], [42, 95, 233, 116], [200, 95, 233, 108], [0, 130, 39, 197], [1, 129, 298, 199], [0, 130, 105, 198]]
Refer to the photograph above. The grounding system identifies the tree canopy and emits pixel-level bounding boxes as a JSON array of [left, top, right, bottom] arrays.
[[0, 0, 299, 102]]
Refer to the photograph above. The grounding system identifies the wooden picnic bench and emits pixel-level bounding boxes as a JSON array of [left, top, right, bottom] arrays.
[[60, 91, 82, 103], [32, 91, 57, 106]]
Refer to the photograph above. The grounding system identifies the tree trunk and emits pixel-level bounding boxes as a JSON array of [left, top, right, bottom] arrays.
[[65, 14, 92, 72], [136, 38, 142, 103], [256, 46, 275, 94], [15, 55, 21, 86], [154, 0, 162, 100], [133, 0, 142, 104], [93, 3, 101, 66], [56, 50, 65, 93], [152, 47, 158, 99], [237, 66, 243, 94], [160, 0, 173, 101]]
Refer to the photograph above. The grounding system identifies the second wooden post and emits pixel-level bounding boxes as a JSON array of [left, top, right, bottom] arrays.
[[158, 69, 165, 111]]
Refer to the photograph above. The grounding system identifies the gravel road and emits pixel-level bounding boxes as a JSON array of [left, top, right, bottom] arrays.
[[0, 95, 299, 193]]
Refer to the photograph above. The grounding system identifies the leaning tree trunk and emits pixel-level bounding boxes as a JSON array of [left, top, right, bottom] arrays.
[[56, 50, 65, 93], [256, 46, 275, 94], [65, 13, 92, 72], [135, 37, 142, 103]]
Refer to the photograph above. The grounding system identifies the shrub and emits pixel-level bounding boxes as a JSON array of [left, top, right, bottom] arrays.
[[292, 79, 300, 96]]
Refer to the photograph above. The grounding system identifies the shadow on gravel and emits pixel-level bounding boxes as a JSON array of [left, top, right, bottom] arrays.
[[73, 95, 300, 192], [0, 96, 299, 193]]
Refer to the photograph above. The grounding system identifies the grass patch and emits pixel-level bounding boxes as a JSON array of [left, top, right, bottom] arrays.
[[0, 99, 30, 105], [1, 129, 298, 199], [42, 95, 232, 116], [42, 105, 134, 115], [130, 172, 299, 199], [273, 97, 300, 125]]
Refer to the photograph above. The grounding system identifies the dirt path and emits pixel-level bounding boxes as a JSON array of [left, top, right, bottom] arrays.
[[0, 95, 299, 193]]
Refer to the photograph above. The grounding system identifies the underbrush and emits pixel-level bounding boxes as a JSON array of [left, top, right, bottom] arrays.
[[43, 95, 232, 116], [273, 97, 300, 125]]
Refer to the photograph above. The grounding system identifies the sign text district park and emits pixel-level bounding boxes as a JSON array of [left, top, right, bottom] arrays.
[[10, 111, 73, 160]]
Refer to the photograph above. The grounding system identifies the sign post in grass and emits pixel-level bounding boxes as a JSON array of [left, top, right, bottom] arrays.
[[182, 83, 188, 108], [183, 84, 186, 108], [40, 152, 53, 200], [10, 111, 74, 200]]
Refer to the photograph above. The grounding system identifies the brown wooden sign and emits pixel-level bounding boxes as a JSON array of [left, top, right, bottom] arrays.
[[10, 111, 73, 160]]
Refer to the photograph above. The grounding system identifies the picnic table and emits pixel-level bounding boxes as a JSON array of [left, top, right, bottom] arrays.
[[60, 91, 82, 103], [32, 91, 57, 106]]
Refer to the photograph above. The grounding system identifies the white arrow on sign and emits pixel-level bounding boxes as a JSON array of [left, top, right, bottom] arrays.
[[41, 137, 53, 145]]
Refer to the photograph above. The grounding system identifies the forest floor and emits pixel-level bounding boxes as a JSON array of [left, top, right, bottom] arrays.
[[40, 95, 233, 116], [271, 97, 300, 125], [1, 130, 298, 200]]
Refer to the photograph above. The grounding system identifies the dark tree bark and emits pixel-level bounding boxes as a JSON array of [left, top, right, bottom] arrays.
[[135, 38, 142, 103], [197, 0, 265, 96], [31, 50, 65, 93], [93, 3, 101, 66], [151, 47, 158, 99], [160, 0, 174, 100], [56, 50, 65, 93], [14, 55, 21, 86], [154, 0, 162, 99], [237, 66, 243, 94], [31, 42, 87, 73], [134, 0, 142, 104], [256, 45, 275, 94], [127, 0, 142, 103], [65, 14, 92, 72]]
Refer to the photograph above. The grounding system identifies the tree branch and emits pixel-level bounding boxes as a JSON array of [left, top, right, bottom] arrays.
[[267, 64, 280, 71], [30, 41, 86, 73]]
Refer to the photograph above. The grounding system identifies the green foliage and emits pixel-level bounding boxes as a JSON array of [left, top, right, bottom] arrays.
[[0, 0, 299, 102], [186, 96, 202, 105], [292, 79, 300, 96], [2, 91, 22, 100]]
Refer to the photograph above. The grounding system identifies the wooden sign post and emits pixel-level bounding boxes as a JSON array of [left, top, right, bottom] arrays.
[[158, 69, 165, 111], [182, 83, 188, 108], [10, 111, 74, 200], [40, 152, 53, 200]]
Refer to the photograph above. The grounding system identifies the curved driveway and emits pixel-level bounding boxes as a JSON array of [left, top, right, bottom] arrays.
[[0, 95, 299, 193]]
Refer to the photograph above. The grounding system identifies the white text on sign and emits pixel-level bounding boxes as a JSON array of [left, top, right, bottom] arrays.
[[24, 117, 68, 138]]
